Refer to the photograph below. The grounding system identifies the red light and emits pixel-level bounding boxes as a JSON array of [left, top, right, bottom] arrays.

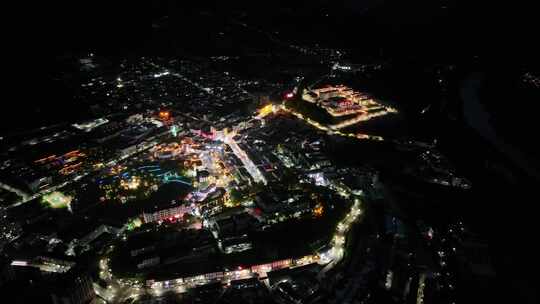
[[174, 214, 180, 219], [285, 92, 294, 99], [238, 266, 243, 270]]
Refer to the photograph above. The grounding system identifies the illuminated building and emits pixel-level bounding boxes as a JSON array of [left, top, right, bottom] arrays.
[[222, 236, 252, 254], [72, 117, 109, 132], [154, 143, 182, 159], [120, 176, 141, 190], [25, 175, 52, 192], [302, 85, 397, 119], [197, 170, 210, 183], [198, 187, 227, 216], [10, 256, 75, 273], [158, 111, 171, 122], [147, 257, 311, 289], [33, 150, 87, 177], [142, 204, 194, 224], [312, 203, 324, 218], [308, 172, 328, 186]]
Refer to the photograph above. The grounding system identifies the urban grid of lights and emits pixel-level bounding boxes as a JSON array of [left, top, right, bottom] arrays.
[[93, 104, 367, 299], [72, 86, 383, 300]]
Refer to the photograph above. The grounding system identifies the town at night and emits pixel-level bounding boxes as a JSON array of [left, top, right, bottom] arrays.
[[1, 1, 538, 304]]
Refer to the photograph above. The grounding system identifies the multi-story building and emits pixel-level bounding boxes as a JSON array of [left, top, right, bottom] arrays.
[[142, 204, 194, 224]]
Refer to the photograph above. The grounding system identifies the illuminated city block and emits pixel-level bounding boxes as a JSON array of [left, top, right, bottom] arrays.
[[42, 191, 72, 209]]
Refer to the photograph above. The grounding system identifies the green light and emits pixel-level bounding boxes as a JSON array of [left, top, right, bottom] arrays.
[[171, 125, 178, 137]]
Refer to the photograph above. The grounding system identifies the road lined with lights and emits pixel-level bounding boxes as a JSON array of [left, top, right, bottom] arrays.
[[96, 186, 364, 303], [279, 104, 385, 141], [144, 201, 361, 300], [221, 133, 268, 185], [417, 273, 426, 304], [319, 198, 363, 278], [328, 109, 393, 130], [143, 195, 363, 299]]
